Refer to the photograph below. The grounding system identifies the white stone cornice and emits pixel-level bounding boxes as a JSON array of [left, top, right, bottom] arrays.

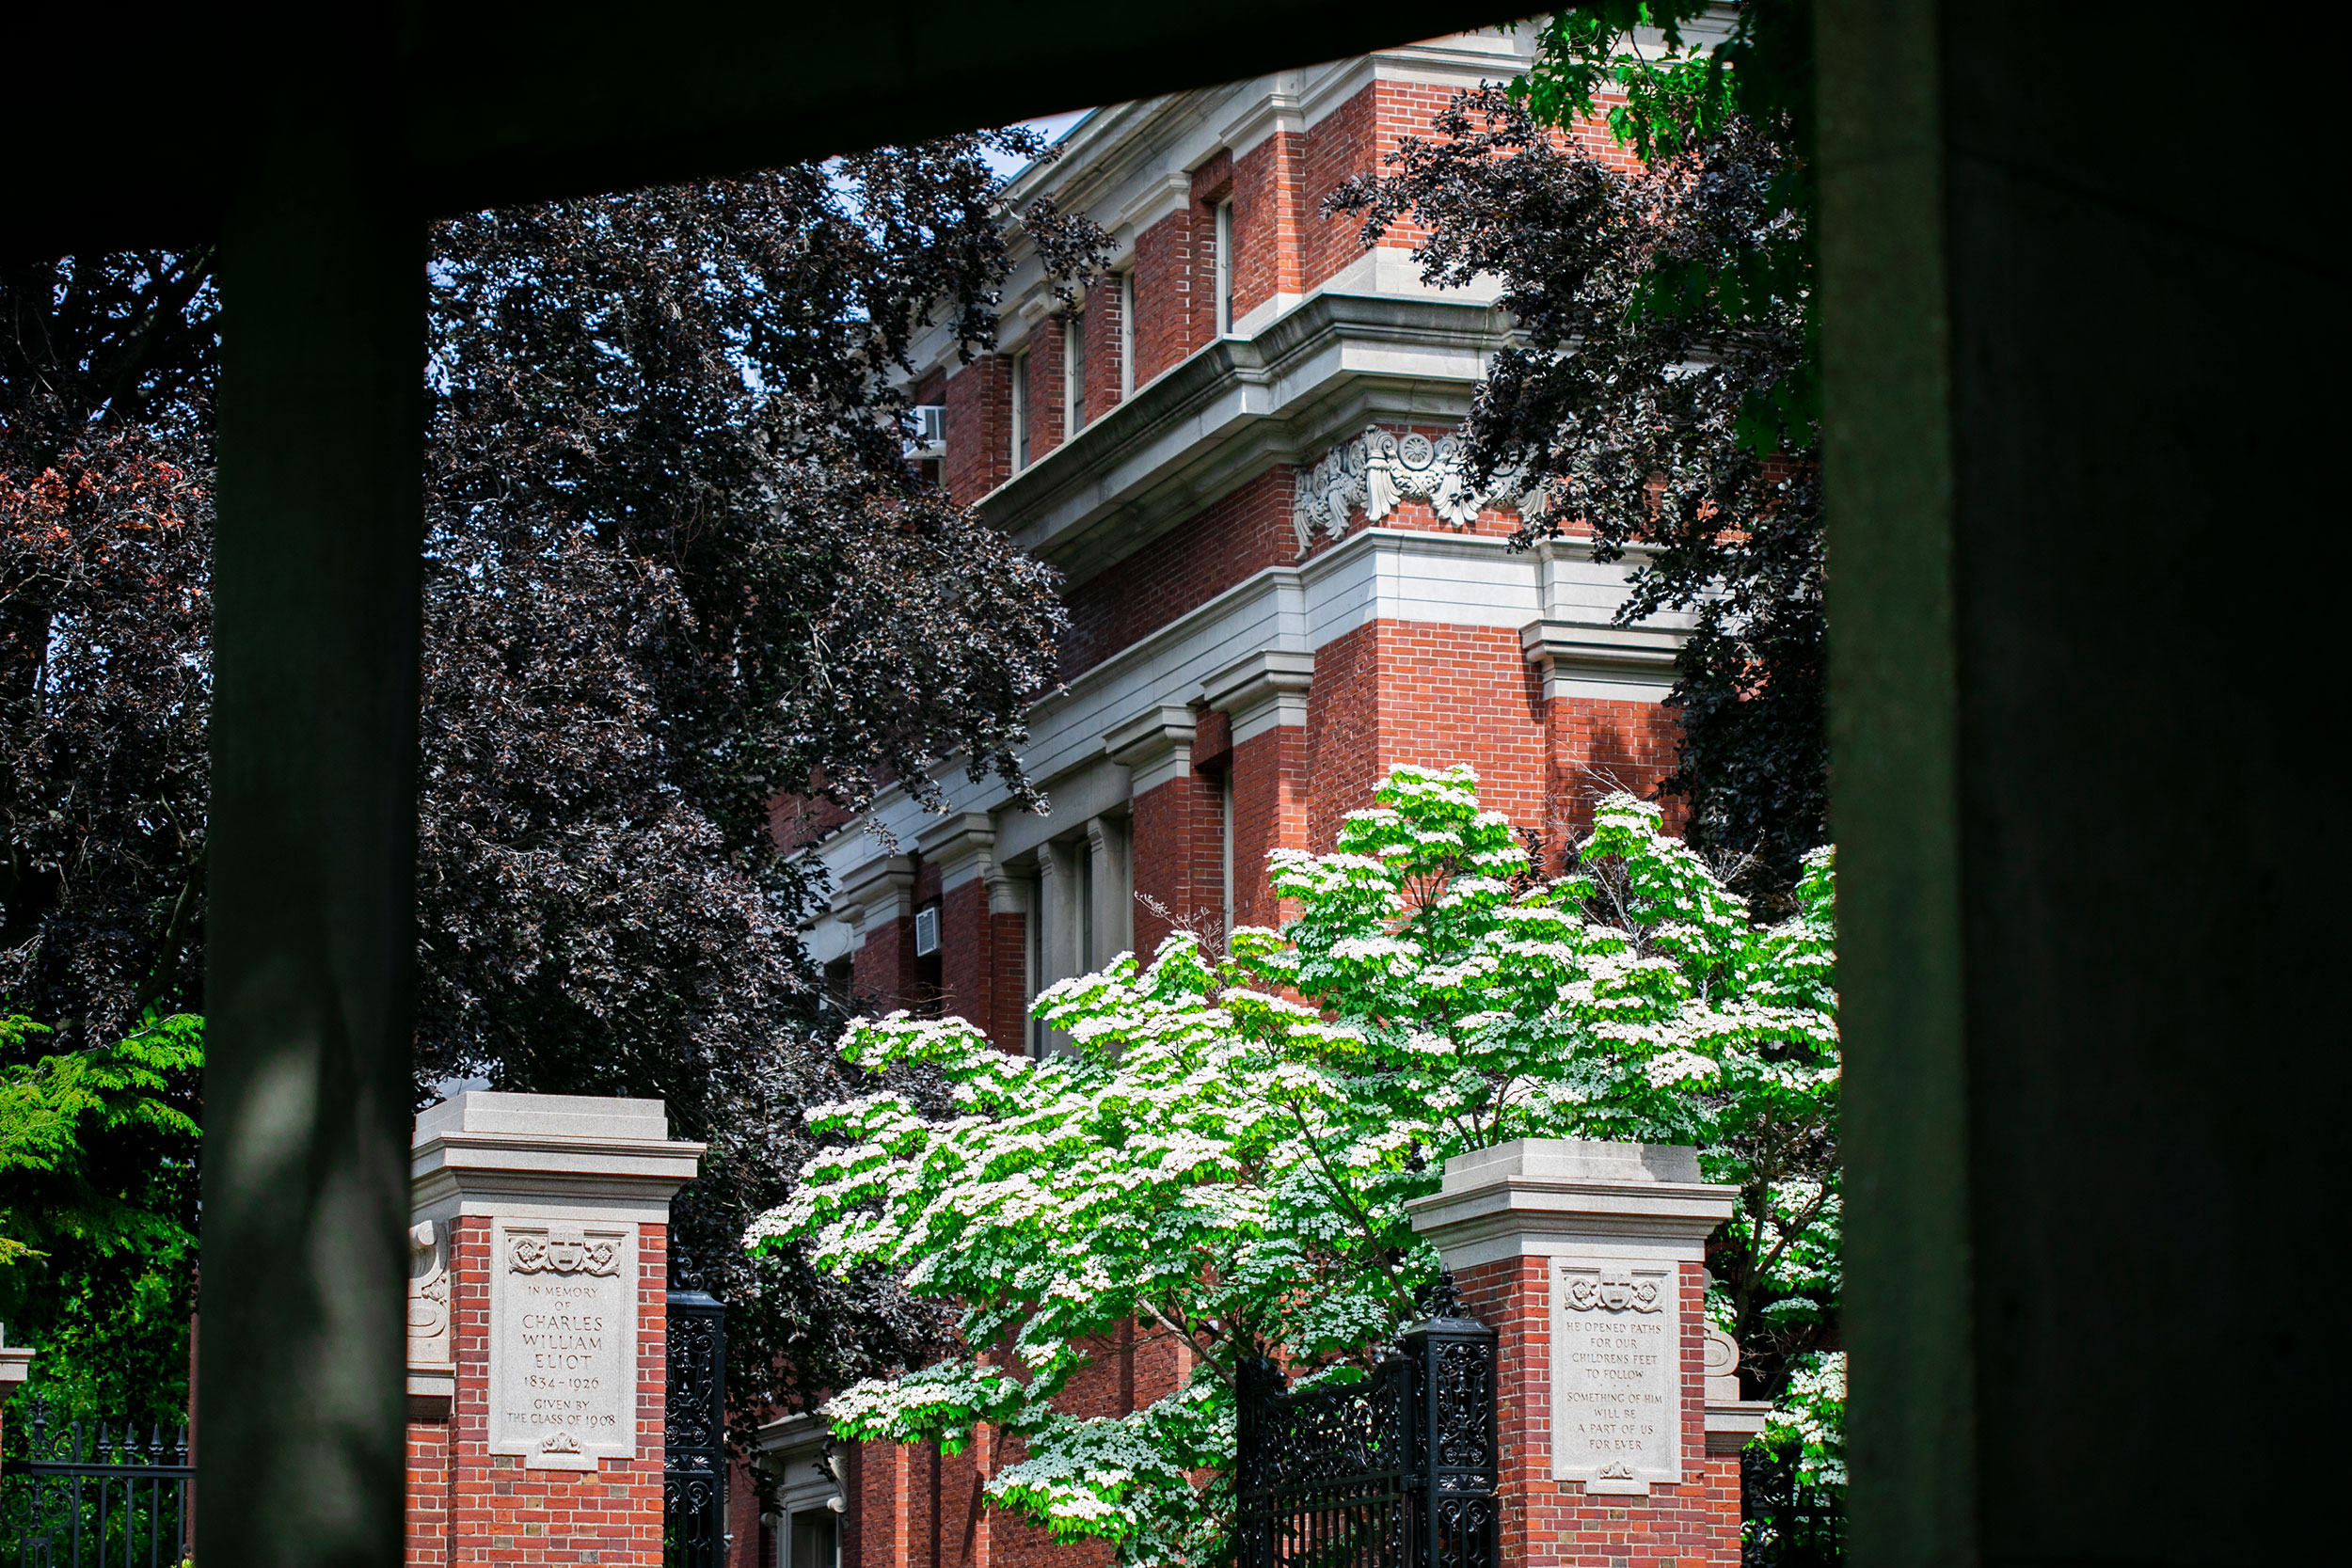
[[1104, 703, 1200, 795], [1201, 648, 1312, 744], [1520, 618, 1683, 703]]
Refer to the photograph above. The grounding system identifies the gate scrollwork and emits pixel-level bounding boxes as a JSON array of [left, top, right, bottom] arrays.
[[1235, 1273, 1498, 1568]]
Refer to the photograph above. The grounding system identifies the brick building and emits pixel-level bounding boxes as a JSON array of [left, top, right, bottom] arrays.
[[739, 28, 1687, 1568]]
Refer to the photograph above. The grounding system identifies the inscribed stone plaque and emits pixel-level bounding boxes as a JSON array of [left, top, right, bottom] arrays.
[[489, 1220, 637, 1469], [1549, 1260, 1681, 1491]]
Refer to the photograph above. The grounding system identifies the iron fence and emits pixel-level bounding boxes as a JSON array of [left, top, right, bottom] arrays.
[[2, 1400, 193, 1568], [1740, 1445, 1843, 1568], [1236, 1275, 1497, 1568]]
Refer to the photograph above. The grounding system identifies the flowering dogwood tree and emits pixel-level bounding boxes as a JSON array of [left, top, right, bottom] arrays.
[[749, 765, 1837, 1564]]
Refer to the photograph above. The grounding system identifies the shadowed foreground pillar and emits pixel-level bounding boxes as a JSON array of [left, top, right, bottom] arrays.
[[201, 75, 425, 1568], [1819, 1, 2344, 1563]]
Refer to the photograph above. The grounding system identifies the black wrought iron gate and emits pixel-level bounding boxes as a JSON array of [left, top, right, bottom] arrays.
[[1236, 1276, 1498, 1568], [664, 1290, 727, 1568], [1, 1400, 193, 1567]]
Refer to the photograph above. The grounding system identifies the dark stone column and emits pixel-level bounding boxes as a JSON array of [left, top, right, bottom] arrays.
[[202, 82, 423, 1567], [1819, 2, 2343, 1562]]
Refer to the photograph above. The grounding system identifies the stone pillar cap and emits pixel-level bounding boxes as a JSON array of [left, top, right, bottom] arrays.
[[411, 1090, 704, 1219], [1407, 1137, 1737, 1265], [415, 1089, 671, 1144]]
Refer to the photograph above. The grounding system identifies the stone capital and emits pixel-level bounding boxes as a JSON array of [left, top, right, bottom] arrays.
[[834, 852, 918, 936], [1104, 703, 1200, 795], [1406, 1137, 1737, 1269], [1200, 649, 1312, 744], [1519, 619, 1681, 704], [916, 812, 997, 893]]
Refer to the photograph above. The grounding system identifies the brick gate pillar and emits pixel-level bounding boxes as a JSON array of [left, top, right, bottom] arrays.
[[1406, 1140, 1766, 1568], [405, 1092, 705, 1567]]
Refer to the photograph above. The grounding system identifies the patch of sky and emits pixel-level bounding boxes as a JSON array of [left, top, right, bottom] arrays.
[[984, 110, 1092, 181]]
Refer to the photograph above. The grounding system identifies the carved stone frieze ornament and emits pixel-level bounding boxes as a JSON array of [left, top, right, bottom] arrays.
[[509, 1231, 623, 1276], [1561, 1268, 1665, 1314], [1290, 424, 1548, 554], [406, 1219, 453, 1369]]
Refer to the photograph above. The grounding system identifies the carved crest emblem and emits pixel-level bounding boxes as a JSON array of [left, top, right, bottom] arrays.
[[509, 1233, 623, 1276], [1561, 1267, 1665, 1314]]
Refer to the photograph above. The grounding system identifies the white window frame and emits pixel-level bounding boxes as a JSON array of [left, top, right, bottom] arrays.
[[1215, 199, 1234, 338], [1221, 768, 1235, 942], [1119, 271, 1136, 398], [1065, 311, 1086, 435], [1009, 350, 1029, 471]]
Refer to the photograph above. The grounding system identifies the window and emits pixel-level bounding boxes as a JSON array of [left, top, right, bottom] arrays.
[[1215, 199, 1234, 337], [1065, 312, 1086, 434], [1119, 271, 1136, 398], [1010, 350, 1029, 470], [789, 1509, 838, 1568]]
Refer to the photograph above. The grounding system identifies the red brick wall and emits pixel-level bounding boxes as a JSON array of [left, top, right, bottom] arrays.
[[945, 356, 1011, 508], [1301, 85, 1380, 289], [420, 1215, 668, 1566], [1023, 316, 1067, 465], [1295, 621, 1541, 852], [1129, 208, 1201, 387], [854, 917, 918, 1013], [938, 879, 1033, 1055], [1228, 723, 1308, 932], [990, 906, 1029, 1055], [1230, 132, 1302, 322], [1059, 467, 1295, 677], [1191, 152, 1233, 344], [1191, 708, 1232, 773], [406, 1416, 454, 1567], [1454, 1256, 1739, 1568], [1545, 696, 1680, 858], [727, 1456, 762, 1568], [939, 878, 993, 1037], [1057, 423, 1565, 692], [1295, 620, 1676, 864], [1081, 276, 1125, 425], [1130, 768, 1227, 956], [844, 1325, 1195, 1568]]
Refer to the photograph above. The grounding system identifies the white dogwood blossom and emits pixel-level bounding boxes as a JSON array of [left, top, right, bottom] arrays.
[[748, 764, 1837, 1566]]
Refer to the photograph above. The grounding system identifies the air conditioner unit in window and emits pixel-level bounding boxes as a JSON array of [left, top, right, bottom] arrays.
[[903, 404, 946, 459], [913, 904, 941, 958]]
